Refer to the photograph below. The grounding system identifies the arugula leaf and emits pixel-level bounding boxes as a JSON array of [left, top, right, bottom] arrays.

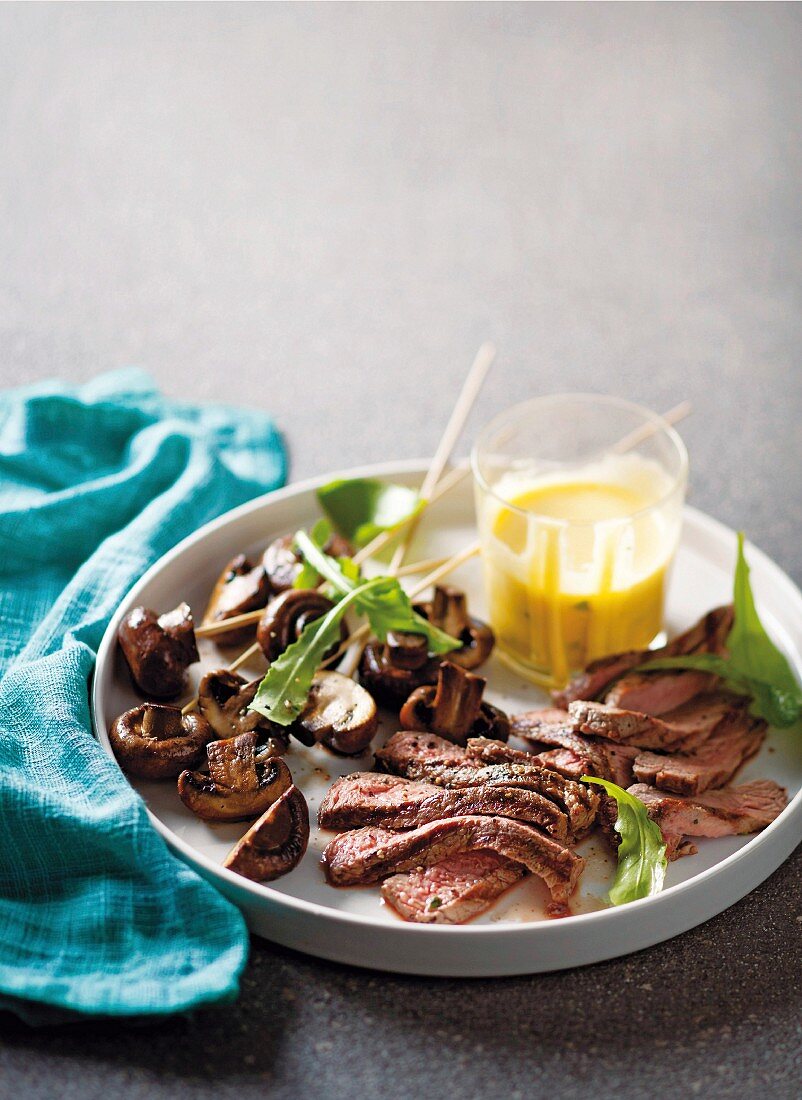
[[293, 519, 335, 590], [642, 533, 802, 728], [582, 776, 667, 905], [293, 529, 459, 655], [249, 580, 385, 725], [316, 477, 423, 547]]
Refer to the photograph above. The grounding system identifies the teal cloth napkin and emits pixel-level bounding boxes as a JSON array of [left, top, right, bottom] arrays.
[[0, 369, 287, 1020]]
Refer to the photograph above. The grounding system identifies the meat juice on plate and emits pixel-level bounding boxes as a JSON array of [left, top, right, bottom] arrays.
[[475, 452, 682, 687]]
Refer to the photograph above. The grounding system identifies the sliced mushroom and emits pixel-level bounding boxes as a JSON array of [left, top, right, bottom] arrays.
[[177, 734, 293, 821], [117, 603, 199, 699], [256, 588, 347, 662], [203, 554, 271, 644], [198, 668, 289, 755], [399, 661, 510, 745], [224, 784, 310, 881], [109, 703, 213, 779], [415, 586, 494, 670], [262, 532, 353, 594], [293, 670, 378, 755], [358, 635, 441, 709]]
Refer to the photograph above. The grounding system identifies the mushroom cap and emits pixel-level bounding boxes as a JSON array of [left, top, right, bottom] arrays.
[[224, 784, 310, 881], [109, 703, 213, 779], [117, 603, 199, 699], [256, 588, 346, 663], [262, 532, 353, 595], [203, 555, 271, 644], [177, 736, 293, 821], [294, 670, 378, 755], [198, 668, 289, 752], [415, 585, 495, 671], [358, 639, 441, 710], [399, 662, 510, 745]]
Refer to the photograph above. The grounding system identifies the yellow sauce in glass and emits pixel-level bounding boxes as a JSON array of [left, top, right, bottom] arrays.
[[480, 455, 677, 687]]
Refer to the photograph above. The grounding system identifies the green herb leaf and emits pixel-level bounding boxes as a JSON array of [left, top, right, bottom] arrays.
[[642, 533, 802, 728], [293, 529, 355, 597], [249, 580, 385, 725], [316, 477, 423, 548], [581, 776, 667, 905], [293, 519, 336, 590]]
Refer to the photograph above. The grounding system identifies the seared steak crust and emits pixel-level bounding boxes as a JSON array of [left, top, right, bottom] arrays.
[[381, 852, 525, 924], [511, 709, 639, 787], [318, 771, 572, 840], [322, 816, 585, 901], [568, 693, 743, 752], [377, 732, 598, 835]]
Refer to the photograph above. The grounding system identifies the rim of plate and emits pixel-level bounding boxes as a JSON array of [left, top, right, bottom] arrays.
[[92, 458, 802, 937]]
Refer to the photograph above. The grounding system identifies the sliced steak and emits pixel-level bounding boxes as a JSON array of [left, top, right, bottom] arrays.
[[381, 851, 525, 924], [552, 604, 734, 708], [375, 730, 467, 776], [511, 708, 638, 786], [322, 816, 585, 901], [605, 669, 717, 716], [378, 732, 598, 836], [318, 771, 571, 840], [629, 779, 787, 838], [569, 693, 742, 752], [633, 714, 766, 796], [465, 737, 542, 767]]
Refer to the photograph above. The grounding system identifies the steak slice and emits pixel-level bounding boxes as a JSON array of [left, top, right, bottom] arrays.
[[318, 772, 571, 840], [378, 732, 598, 836], [465, 737, 542, 767], [629, 779, 788, 838], [375, 730, 467, 776], [322, 816, 585, 901], [569, 693, 742, 752], [511, 708, 638, 787], [551, 604, 734, 708], [605, 669, 718, 716], [381, 851, 525, 924], [633, 714, 766, 796]]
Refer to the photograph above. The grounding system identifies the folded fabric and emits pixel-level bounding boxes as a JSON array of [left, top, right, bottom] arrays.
[[0, 369, 287, 1020]]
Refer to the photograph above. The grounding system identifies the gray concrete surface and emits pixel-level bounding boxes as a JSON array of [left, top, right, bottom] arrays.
[[1, 3, 801, 1097]]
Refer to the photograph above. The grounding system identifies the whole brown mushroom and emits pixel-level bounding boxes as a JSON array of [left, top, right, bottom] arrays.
[[203, 554, 271, 644], [399, 661, 510, 745], [262, 531, 353, 594], [256, 588, 347, 663], [293, 670, 378, 755], [117, 603, 199, 699], [198, 668, 289, 756], [109, 703, 213, 779], [415, 585, 494, 670], [224, 784, 310, 882], [358, 632, 441, 709], [177, 733, 293, 822]]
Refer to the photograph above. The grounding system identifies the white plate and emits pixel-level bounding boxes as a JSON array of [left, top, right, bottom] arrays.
[[92, 460, 802, 977]]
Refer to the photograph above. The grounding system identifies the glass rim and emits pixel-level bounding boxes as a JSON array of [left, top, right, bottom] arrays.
[[470, 392, 689, 529]]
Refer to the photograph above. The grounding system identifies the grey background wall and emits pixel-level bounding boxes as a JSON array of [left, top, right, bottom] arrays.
[[1, 4, 800, 1097]]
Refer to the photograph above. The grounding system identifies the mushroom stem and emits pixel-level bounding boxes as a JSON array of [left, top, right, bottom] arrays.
[[425, 663, 486, 740]]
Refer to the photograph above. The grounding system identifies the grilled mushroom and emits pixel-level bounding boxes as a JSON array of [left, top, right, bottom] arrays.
[[203, 554, 271, 644], [117, 603, 199, 699], [224, 784, 310, 882], [358, 633, 441, 709], [198, 668, 289, 756], [109, 703, 213, 779], [399, 661, 510, 744], [177, 733, 293, 821], [293, 670, 378, 755], [262, 532, 353, 594], [415, 586, 494, 670], [256, 589, 347, 662]]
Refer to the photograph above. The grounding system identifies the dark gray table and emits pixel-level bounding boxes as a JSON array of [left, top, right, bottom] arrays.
[[1, 4, 800, 1096]]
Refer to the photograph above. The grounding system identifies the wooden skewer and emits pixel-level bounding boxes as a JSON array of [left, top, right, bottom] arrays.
[[613, 400, 692, 454], [388, 343, 494, 573]]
